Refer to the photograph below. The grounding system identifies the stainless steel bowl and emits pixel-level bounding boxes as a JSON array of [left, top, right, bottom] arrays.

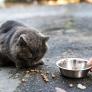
[[56, 58, 91, 78]]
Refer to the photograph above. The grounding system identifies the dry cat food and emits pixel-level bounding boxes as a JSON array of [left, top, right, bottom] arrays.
[[41, 73, 49, 82]]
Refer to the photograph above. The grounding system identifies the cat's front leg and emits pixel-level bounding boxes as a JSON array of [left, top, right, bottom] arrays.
[[37, 60, 44, 65]]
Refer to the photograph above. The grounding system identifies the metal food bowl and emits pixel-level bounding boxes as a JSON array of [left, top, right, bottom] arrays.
[[56, 58, 91, 78]]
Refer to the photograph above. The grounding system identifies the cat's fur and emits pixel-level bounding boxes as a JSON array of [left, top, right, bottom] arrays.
[[0, 21, 49, 68]]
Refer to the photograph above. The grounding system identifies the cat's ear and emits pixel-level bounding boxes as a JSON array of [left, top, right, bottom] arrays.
[[17, 34, 27, 46], [43, 36, 49, 42]]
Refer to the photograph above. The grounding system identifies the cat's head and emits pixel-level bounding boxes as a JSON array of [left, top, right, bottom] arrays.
[[15, 31, 49, 66]]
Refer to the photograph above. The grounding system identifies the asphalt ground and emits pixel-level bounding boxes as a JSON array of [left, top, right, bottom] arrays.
[[0, 3, 92, 92]]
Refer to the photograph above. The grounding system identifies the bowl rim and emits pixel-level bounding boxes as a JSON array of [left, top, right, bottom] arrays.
[[56, 58, 92, 71]]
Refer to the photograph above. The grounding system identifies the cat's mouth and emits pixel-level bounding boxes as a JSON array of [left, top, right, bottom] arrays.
[[23, 57, 32, 60], [18, 56, 32, 61]]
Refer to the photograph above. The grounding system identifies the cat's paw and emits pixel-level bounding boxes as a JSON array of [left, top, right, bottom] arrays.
[[31, 60, 44, 67], [36, 60, 44, 65]]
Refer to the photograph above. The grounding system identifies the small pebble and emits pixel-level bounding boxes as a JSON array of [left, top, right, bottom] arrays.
[[77, 84, 86, 89], [51, 73, 55, 79], [69, 84, 73, 87], [21, 79, 26, 83]]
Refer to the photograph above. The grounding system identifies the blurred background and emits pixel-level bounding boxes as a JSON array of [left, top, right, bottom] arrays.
[[0, 0, 92, 7]]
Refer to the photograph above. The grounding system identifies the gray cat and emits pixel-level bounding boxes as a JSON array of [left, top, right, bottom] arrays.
[[0, 21, 49, 68]]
